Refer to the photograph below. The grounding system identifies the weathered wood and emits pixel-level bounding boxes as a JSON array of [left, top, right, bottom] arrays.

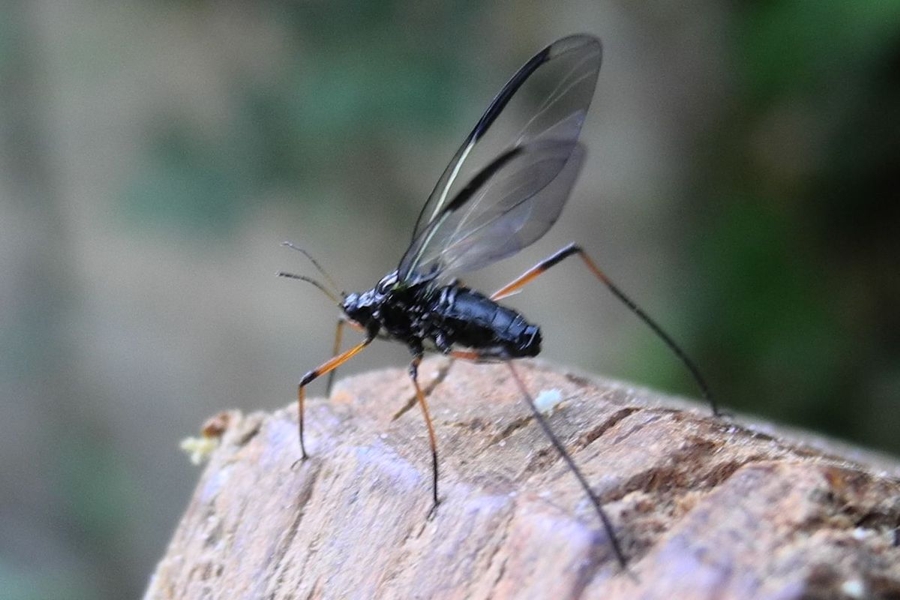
[[145, 359, 900, 599]]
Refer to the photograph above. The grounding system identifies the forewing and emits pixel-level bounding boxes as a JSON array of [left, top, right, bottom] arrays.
[[406, 35, 602, 250], [398, 140, 584, 283]]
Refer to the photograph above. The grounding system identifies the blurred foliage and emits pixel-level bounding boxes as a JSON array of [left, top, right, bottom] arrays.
[[123, 120, 248, 233], [122, 1, 479, 235], [0, 562, 94, 600], [684, 0, 900, 442]]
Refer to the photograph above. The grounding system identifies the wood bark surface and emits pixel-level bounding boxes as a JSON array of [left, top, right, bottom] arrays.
[[145, 359, 900, 599]]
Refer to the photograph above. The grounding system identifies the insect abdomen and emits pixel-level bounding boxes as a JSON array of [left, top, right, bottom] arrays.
[[432, 286, 541, 358]]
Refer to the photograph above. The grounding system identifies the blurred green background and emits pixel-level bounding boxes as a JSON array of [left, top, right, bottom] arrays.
[[1, 1, 898, 598]]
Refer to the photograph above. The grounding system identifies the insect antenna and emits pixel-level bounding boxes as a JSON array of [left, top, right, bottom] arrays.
[[281, 241, 345, 297], [277, 271, 342, 305]]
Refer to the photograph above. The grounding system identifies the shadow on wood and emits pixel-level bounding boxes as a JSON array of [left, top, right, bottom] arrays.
[[145, 359, 900, 599]]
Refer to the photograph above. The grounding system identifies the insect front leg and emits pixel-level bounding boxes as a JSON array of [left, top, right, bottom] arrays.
[[408, 353, 441, 514], [325, 317, 366, 397], [297, 336, 373, 459], [492, 242, 719, 416]]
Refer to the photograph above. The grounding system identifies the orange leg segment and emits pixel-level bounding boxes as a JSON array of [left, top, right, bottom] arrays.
[[447, 349, 482, 361], [297, 336, 373, 458], [409, 355, 441, 510], [325, 318, 365, 396]]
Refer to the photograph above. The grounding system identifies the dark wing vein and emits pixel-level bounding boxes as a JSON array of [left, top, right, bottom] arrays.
[[398, 35, 601, 283]]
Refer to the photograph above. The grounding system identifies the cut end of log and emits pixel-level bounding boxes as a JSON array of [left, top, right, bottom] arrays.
[[145, 359, 900, 599]]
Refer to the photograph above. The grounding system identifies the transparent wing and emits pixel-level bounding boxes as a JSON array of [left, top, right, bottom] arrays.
[[405, 34, 602, 256], [398, 139, 585, 284]]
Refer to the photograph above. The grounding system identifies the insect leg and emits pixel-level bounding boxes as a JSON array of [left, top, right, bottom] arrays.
[[409, 354, 441, 512], [447, 350, 482, 361], [297, 336, 373, 459], [492, 242, 719, 416], [325, 318, 366, 397], [506, 361, 630, 572], [391, 358, 453, 422]]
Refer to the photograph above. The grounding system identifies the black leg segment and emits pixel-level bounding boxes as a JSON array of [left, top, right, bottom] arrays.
[[493, 242, 719, 416], [505, 362, 630, 572]]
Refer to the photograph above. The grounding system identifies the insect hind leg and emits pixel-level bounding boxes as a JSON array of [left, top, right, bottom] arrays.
[[492, 242, 719, 416], [505, 361, 630, 572]]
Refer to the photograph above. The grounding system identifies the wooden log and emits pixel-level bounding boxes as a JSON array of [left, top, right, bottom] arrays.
[[145, 359, 900, 599]]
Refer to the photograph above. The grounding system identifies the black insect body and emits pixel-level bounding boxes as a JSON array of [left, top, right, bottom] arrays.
[[424, 285, 543, 358], [280, 34, 717, 572], [342, 275, 542, 359]]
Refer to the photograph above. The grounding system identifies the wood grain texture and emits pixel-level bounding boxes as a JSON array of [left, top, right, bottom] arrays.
[[145, 359, 900, 599]]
